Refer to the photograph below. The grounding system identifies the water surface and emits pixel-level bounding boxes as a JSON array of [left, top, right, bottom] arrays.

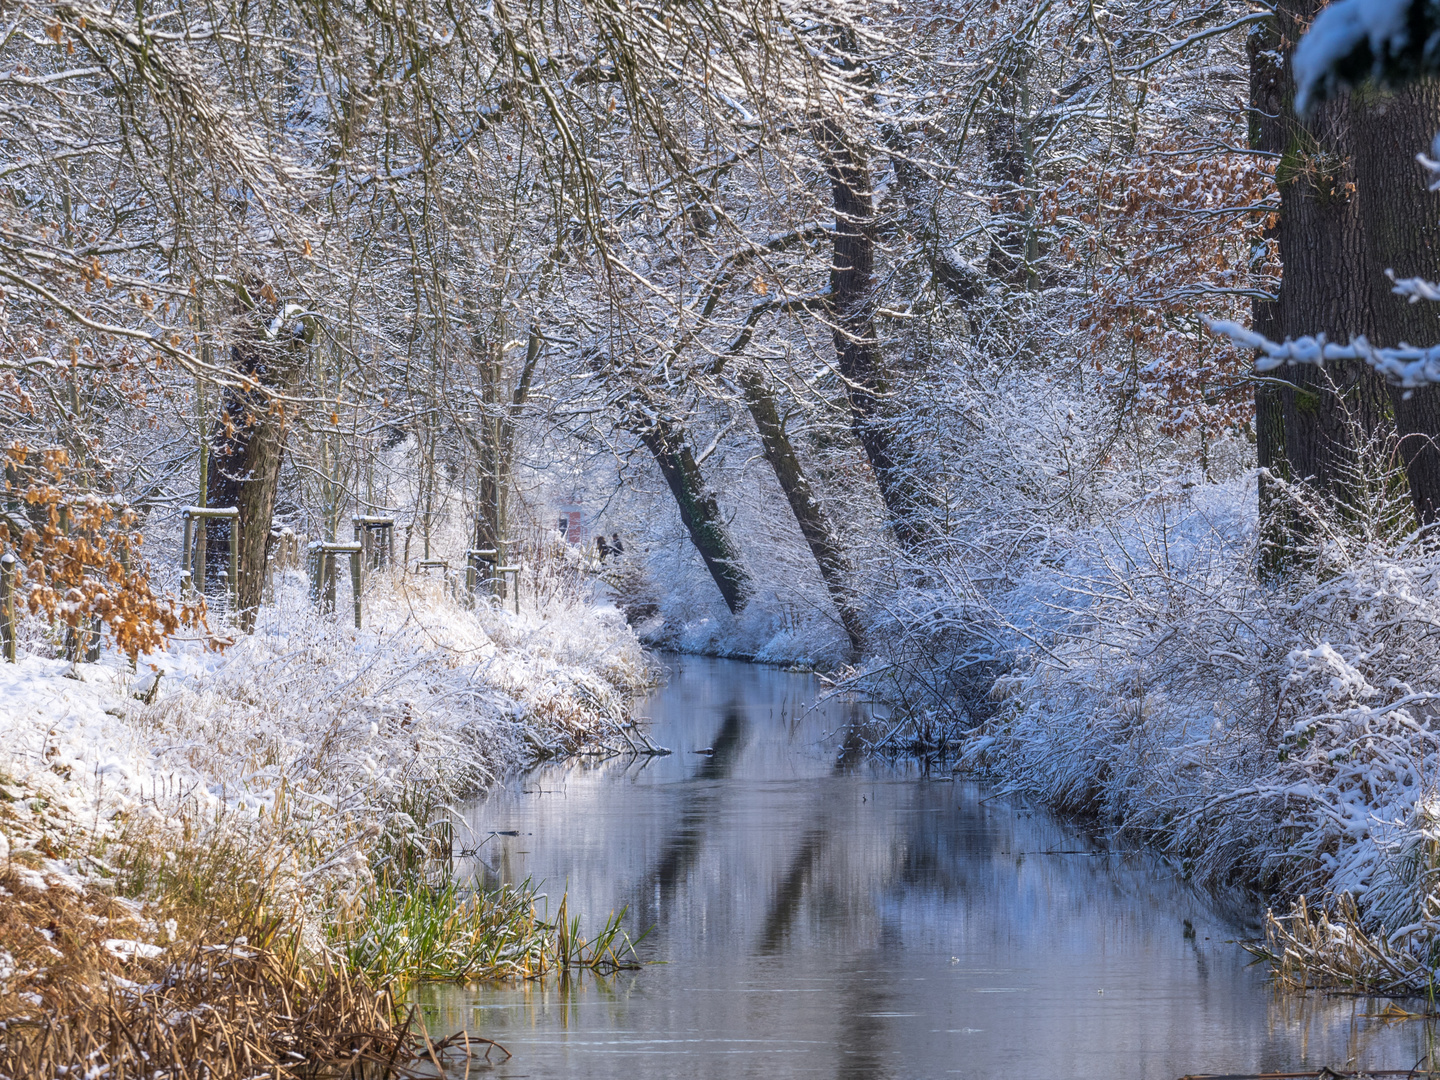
[[421, 655, 1437, 1078]]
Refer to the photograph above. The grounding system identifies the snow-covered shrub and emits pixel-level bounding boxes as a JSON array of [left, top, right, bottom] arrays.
[[867, 459, 1440, 980], [0, 571, 651, 939]]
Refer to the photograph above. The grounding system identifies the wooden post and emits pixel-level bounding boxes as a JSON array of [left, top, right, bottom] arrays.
[[195, 516, 207, 597], [323, 551, 337, 613], [498, 564, 522, 615], [229, 519, 240, 612], [310, 540, 361, 619], [308, 542, 323, 603], [0, 551, 15, 662], [352, 517, 395, 570], [349, 549, 362, 628], [467, 548, 498, 599], [182, 506, 238, 605], [180, 513, 195, 597]]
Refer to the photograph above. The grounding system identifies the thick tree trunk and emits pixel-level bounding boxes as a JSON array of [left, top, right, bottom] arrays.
[[634, 409, 752, 614], [1271, 53, 1395, 509], [736, 368, 864, 654], [822, 120, 937, 552], [1354, 82, 1440, 526], [1250, 13, 1292, 575], [206, 285, 306, 632], [1263, 0, 1440, 529]]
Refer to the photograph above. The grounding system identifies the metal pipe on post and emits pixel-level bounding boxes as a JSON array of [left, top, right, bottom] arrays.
[[0, 551, 15, 662]]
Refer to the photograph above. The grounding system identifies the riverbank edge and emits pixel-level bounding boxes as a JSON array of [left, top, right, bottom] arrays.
[[0, 576, 657, 1076]]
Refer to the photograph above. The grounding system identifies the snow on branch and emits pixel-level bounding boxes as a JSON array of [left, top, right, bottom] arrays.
[[1293, 0, 1438, 116], [1206, 318, 1440, 388], [1387, 269, 1440, 302]]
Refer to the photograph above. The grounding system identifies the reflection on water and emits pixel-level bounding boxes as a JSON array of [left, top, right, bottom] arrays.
[[419, 655, 1438, 1079]]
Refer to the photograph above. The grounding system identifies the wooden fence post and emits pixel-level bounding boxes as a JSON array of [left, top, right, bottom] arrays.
[[180, 512, 195, 596], [228, 517, 239, 612], [0, 551, 15, 662], [349, 549, 362, 628], [324, 551, 337, 613]]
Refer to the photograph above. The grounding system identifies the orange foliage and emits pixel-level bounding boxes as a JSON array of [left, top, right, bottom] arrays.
[[2, 445, 205, 657], [1067, 133, 1279, 437]]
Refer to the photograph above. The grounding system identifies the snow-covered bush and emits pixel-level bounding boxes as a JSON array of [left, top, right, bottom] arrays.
[[0, 571, 651, 937], [863, 457, 1440, 979]]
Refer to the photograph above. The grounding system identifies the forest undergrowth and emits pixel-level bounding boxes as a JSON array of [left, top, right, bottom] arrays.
[[852, 461, 1440, 995], [0, 571, 653, 1077]]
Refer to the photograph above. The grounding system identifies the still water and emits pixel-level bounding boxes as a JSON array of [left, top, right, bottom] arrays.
[[420, 655, 1437, 1078]]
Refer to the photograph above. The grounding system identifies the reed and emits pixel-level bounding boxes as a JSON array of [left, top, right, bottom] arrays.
[[334, 874, 644, 986], [1244, 894, 1440, 997], [0, 865, 416, 1079]]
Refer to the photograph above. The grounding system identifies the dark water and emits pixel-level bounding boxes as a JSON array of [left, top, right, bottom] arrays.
[[419, 655, 1437, 1079]]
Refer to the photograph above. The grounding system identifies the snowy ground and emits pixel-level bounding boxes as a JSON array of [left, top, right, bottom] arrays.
[[0, 571, 651, 947]]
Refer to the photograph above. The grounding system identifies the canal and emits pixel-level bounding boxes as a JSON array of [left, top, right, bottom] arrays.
[[419, 655, 1436, 1078]]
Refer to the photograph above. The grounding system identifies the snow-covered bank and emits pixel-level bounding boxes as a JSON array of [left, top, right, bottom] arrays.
[[0, 573, 652, 998], [634, 602, 852, 671], [867, 473, 1440, 987]]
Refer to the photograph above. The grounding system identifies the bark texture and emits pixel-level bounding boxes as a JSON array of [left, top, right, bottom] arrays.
[[737, 368, 864, 653], [206, 283, 307, 631], [822, 120, 937, 552], [1258, 0, 1440, 527], [1354, 84, 1440, 524]]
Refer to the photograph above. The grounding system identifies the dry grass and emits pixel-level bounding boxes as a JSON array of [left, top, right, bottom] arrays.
[[0, 866, 429, 1079], [0, 575, 658, 1077], [1246, 894, 1440, 997]]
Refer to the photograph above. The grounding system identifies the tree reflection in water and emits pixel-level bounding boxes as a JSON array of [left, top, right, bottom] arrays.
[[415, 656, 1434, 1080]]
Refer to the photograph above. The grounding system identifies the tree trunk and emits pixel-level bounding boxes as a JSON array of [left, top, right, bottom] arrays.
[[1353, 81, 1440, 526], [1250, 12, 1292, 575], [1272, 74, 1395, 510], [736, 367, 864, 654], [821, 119, 937, 552], [206, 283, 307, 632], [1265, 0, 1440, 528], [468, 327, 540, 592], [472, 335, 507, 565], [633, 406, 752, 615]]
